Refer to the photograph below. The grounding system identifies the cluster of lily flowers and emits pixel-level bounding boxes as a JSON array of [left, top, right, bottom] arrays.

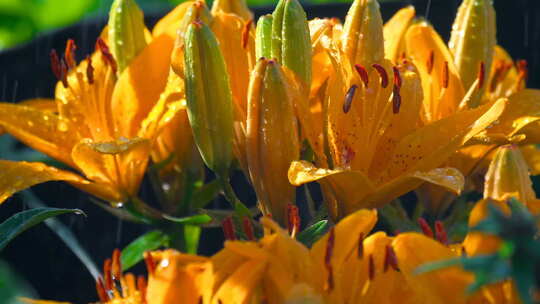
[[2, 0, 540, 302]]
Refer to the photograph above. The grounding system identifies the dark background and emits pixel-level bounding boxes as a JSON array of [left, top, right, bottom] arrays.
[[0, 0, 539, 302]]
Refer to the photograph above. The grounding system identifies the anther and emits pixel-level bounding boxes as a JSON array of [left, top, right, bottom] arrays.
[[372, 64, 389, 88], [343, 85, 358, 114], [434, 220, 448, 245], [287, 204, 301, 237], [517, 59, 528, 83], [417, 218, 433, 238], [222, 216, 236, 241], [64, 39, 77, 70], [461, 246, 468, 258], [137, 275, 147, 304], [143, 252, 156, 275], [392, 85, 401, 114], [324, 227, 335, 291], [384, 245, 399, 272], [368, 254, 375, 281], [112, 248, 122, 280], [357, 232, 364, 259], [489, 62, 505, 92], [354, 64, 369, 87], [96, 38, 118, 74], [392, 66, 402, 88], [50, 49, 68, 88], [86, 56, 94, 84], [477, 61, 485, 90], [442, 61, 449, 89], [241, 19, 253, 50], [242, 217, 255, 241], [426, 50, 435, 74], [96, 277, 110, 302], [103, 258, 113, 291]]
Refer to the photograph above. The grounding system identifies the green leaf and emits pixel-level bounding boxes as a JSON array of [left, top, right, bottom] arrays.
[[191, 179, 221, 209], [297, 220, 329, 247], [0, 207, 84, 251], [0, 259, 36, 303], [162, 213, 212, 225], [182, 224, 201, 254], [121, 230, 170, 271]]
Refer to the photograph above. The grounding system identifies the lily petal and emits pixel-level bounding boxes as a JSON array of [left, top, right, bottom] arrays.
[[152, 1, 194, 39], [0, 160, 87, 204], [486, 89, 540, 138], [383, 6, 415, 63], [0, 103, 78, 167]]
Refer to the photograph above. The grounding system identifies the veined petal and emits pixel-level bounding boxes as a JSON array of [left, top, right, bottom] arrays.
[[357, 168, 464, 210], [383, 6, 415, 63], [378, 98, 506, 183], [485, 89, 540, 138], [393, 233, 474, 304], [405, 21, 465, 122], [0, 160, 87, 204], [0, 103, 78, 167], [211, 0, 253, 21], [212, 258, 268, 304], [111, 34, 174, 138]]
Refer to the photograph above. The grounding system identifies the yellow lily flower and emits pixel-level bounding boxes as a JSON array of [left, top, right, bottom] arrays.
[[288, 2, 506, 218], [0, 1, 193, 204]]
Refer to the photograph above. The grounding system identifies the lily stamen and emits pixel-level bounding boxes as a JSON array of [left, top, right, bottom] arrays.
[[442, 61, 449, 89], [242, 216, 255, 241], [343, 84, 358, 114], [50, 49, 69, 88], [426, 50, 435, 74], [287, 204, 301, 237], [392, 85, 401, 114], [392, 66, 402, 88], [384, 245, 399, 272], [86, 55, 94, 84], [477, 61, 485, 90], [354, 64, 369, 87], [372, 63, 389, 88], [241, 19, 252, 50], [65, 39, 77, 70], [517, 59, 528, 83], [435, 220, 449, 245], [222, 217, 237, 241], [104, 258, 114, 291], [417, 218, 434, 238], [96, 38, 118, 74], [96, 277, 110, 302], [368, 254, 375, 281], [357, 232, 364, 259], [112, 248, 122, 280], [324, 227, 335, 291], [137, 276, 147, 304], [143, 252, 156, 275]]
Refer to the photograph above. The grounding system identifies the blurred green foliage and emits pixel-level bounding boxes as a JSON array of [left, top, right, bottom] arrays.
[[0, 0, 361, 50]]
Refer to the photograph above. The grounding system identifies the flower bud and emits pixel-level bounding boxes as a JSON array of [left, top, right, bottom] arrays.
[[108, 0, 148, 73], [255, 14, 273, 59], [183, 22, 234, 177], [271, 0, 312, 86], [484, 145, 536, 204], [342, 0, 384, 66], [211, 0, 253, 21], [449, 0, 496, 106], [246, 59, 300, 224]]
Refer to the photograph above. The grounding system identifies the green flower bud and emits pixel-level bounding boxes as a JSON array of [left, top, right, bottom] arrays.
[[255, 14, 273, 59], [270, 0, 312, 86], [108, 0, 147, 73], [183, 22, 234, 177]]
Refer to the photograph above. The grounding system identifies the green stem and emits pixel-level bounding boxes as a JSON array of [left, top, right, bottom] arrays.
[[218, 176, 252, 217]]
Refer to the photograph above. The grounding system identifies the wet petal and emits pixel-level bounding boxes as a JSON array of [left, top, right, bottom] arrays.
[[383, 6, 415, 63], [0, 160, 87, 204], [486, 89, 540, 138], [0, 103, 78, 167]]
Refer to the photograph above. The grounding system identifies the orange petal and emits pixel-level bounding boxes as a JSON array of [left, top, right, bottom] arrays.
[[111, 34, 174, 138], [0, 160, 87, 204], [152, 1, 194, 39], [462, 199, 509, 256], [19, 98, 58, 112], [486, 89, 540, 138], [0, 103, 78, 167], [383, 6, 415, 63]]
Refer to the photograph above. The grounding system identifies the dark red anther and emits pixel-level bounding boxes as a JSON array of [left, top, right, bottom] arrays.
[[222, 216, 236, 241], [103, 258, 113, 291], [242, 19, 253, 50], [368, 254, 375, 281], [96, 277, 109, 302], [354, 64, 369, 87], [50, 49, 69, 88], [392, 85, 401, 114], [372, 64, 389, 88], [442, 61, 449, 89], [86, 56, 94, 84], [242, 217, 255, 241], [489, 62, 504, 93], [417, 218, 434, 238], [64, 39, 77, 70], [426, 50, 435, 74], [357, 232, 364, 259], [435, 220, 448, 245], [143, 252, 156, 275], [112, 248, 122, 280], [137, 275, 147, 304], [96, 38, 117, 74], [383, 245, 399, 272], [392, 66, 402, 88], [287, 204, 300, 236], [324, 227, 335, 291], [517, 59, 528, 82], [477, 61, 485, 90], [343, 84, 358, 114]]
